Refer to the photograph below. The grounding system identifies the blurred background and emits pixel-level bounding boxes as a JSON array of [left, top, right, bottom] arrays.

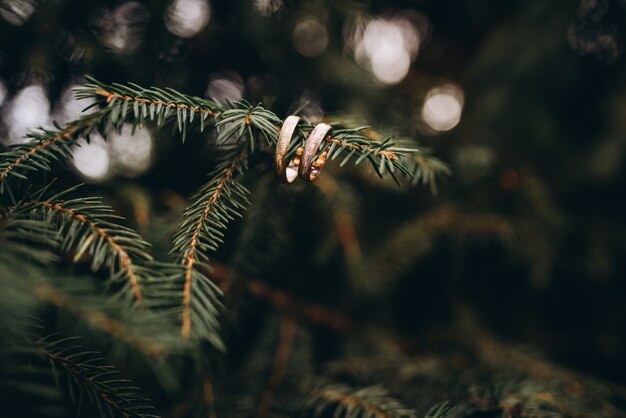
[[1, 0, 626, 387]]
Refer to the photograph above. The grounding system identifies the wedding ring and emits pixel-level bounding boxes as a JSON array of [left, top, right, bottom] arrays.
[[299, 123, 332, 182], [275, 115, 301, 183]]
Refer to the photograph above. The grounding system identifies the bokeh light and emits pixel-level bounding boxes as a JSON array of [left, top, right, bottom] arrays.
[[72, 135, 111, 182], [165, 0, 211, 38], [421, 83, 464, 132], [453, 145, 495, 182], [72, 124, 153, 182], [253, 0, 283, 16], [293, 18, 329, 57], [370, 44, 411, 85], [0, 80, 7, 107], [0, 0, 35, 25], [109, 124, 153, 177], [2, 84, 51, 145], [351, 15, 421, 84], [54, 83, 96, 124], [206, 72, 244, 104], [289, 90, 323, 121], [94, 2, 149, 55]]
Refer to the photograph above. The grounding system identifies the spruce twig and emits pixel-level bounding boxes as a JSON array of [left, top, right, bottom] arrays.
[[34, 284, 166, 359], [25, 192, 150, 304], [172, 145, 250, 343], [38, 336, 159, 418], [285, 380, 418, 418], [0, 109, 109, 193]]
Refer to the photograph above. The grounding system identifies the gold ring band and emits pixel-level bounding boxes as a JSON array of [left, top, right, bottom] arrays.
[[275, 115, 301, 183], [299, 123, 332, 182]]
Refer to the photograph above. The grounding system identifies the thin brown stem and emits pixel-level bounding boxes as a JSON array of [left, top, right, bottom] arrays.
[[0, 109, 107, 183], [256, 316, 298, 418], [202, 375, 218, 418], [315, 388, 394, 418], [326, 136, 398, 161], [34, 284, 164, 358], [181, 147, 247, 339], [315, 175, 363, 271], [37, 201, 143, 304], [41, 346, 133, 418], [210, 263, 351, 333], [94, 89, 218, 118]]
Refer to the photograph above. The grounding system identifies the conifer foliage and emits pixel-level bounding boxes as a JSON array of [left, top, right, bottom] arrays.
[[0, 78, 451, 417]]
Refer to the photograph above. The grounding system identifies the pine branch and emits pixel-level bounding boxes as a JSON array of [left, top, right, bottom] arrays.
[[78, 79, 446, 188], [423, 403, 453, 418], [285, 380, 417, 418], [38, 336, 159, 418], [296, 124, 450, 187], [0, 109, 109, 193], [216, 101, 282, 149], [222, 315, 313, 418], [0, 340, 65, 417], [33, 283, 167, 359], [16, 186, 156, 305], [172, 145, 250, 342], [365, 205, 514, 294], [77, 77, 223, 143], [227, 174, 287, 283], [0, 215, 59, 264]]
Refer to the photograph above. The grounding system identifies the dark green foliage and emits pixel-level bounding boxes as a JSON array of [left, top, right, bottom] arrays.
[[38, 336, 159, 418], [0, 75, 452, 418], [0, 110, 109, 194], [282, 380, 420, 418], [4, 0, 626, 417]]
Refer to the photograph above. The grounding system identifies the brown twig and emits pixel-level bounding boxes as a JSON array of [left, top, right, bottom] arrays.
[[94, 89, 217, 118], [256, 316, 298, 418], [315, 387, 394, 418], [34, 284, 164, 358], [326, 136, 398, 161], [181, 146, 248, 339], [202, 375, 218, 418], [41, 346, 134, 418], [210, 263, 352, 333], [315, 175, 363, 272], [37, 201, 143, 304], [0, 109, 107, 183]]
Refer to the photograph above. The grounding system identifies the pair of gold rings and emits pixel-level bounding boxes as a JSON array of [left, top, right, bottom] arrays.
[[275, 115, 331, 183]]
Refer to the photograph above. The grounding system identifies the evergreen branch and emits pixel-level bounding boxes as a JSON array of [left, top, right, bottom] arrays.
[[423, 403, 453, 418], [288, 380, 417, 418], [77, 77, 224, 143], [17, 187, 156, 305], [34, 284, 166, 358], [365, 205, 514, 293], [0, 109, 109, 193], [216, 101, 282, 149], [172, 145, 250, 342], [227, 174, 287, 283], [224, 315, 313, 418], [297, 124, 449, 186], [77, 79, 445, 188], [0, 340, 65, 417], [0, 216, 59, 264], [38, 336, 159, 418]]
